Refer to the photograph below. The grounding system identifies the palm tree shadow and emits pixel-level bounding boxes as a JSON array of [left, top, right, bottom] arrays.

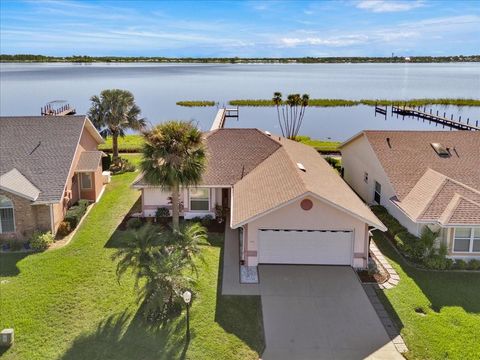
[[0, 252, 31, 277], [213, 238, 265, 355], [62, 307, 191, 360]]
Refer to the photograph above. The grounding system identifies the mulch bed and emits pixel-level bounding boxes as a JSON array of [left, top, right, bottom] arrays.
[[357, 270, 388, 284]]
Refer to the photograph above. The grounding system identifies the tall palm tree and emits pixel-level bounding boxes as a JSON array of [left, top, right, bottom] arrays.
[[168, 222, 207, 274], [88, 89, 146, 161], [272, 92, 309, 139], [141, 121, 206, 231]]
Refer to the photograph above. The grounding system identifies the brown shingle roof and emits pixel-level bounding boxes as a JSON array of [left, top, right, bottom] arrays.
[[75, 151, 104, 172], [351, 131, 480, 225]]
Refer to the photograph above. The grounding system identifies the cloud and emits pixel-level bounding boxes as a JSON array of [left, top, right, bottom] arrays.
[[356, 0, 425, 13], [281, 35, 369, 47]]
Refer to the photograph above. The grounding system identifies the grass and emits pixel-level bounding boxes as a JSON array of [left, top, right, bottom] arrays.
[[295, 135, 340, 152], [372, 231, 480, 359], [176, 101, 216, 107], [98, 135, 144, 153], [228, 98, 480, 107], [0, 157, 264, 360]]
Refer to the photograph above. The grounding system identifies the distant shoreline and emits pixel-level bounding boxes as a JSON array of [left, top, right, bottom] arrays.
[[1, 54, 479, 64]]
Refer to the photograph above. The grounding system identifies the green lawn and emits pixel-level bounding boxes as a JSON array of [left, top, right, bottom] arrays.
[[373, 232, 480, 360], [295, 135, 341, 152], [0, 166, 263, 359]]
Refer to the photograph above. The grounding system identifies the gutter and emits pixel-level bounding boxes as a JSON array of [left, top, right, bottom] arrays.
[[49, 203, 55, 235]]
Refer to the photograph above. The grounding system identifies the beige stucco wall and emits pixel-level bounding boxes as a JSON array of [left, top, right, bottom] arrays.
[[341, 135, 421, 236], [244, 196, 369, 268]]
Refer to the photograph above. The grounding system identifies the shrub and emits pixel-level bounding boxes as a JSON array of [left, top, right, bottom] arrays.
[[127, 217, 143, 230], [156, 207, 170, 219], [64, 201, 89, 230], [371, 206, 406, 236], [189, 216, 202, 223], [454, 259, 467, 270], [394, 231, 425, 261], [77, 199, 90, 210], [57, 221, 72, 237], [110, 158, 135, 174], [423, 255, 453, 270], [9, 238, 23, 251], [30, 231, 54, 251], [467, 259, 480, 270], [201, 214, 214, 226]]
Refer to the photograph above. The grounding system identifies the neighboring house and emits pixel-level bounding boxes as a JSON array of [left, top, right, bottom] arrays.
[[340, 130, 480, 260], [133, 128, 385, 268], [0, 116, 105, 238]]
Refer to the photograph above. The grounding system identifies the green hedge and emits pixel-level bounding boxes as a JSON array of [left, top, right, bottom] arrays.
[[371, 205, 406, 236], [64, 200, 90, 230]]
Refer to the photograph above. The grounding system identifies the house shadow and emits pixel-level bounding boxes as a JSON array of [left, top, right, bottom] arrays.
[[213, 238, 265, 356], [0, 252, 31, 277], [62, 308, 192, 360], [374, 232, 480, 314]]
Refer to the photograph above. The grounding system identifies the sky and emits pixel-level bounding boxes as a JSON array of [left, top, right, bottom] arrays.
[[0, 0, 479, 57]]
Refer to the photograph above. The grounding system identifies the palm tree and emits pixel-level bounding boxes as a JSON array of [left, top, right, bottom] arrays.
[[88, 89, 146, 162], [141, 121, 206, 231], [168, 222, 207, 274], [272, 92, 309, 139]]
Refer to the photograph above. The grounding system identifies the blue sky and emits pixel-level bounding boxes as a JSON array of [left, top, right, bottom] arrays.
[[1, 0, 479, 57]]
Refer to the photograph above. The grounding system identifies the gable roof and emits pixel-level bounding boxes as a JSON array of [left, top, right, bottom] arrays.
[[0, 116, 103, 203], [342, 131, 480, 226], [0, 168, 40, 201], [231, 136, 386, 230], [76, 151, 105, 172]]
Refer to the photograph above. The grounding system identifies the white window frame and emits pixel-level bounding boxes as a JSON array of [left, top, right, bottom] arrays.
[[453, 227, 480, 254], [80, 172, 93, 190], [0, 196, 16, 233], [374, 181, 381, 204], [188, 188, 210, 212]]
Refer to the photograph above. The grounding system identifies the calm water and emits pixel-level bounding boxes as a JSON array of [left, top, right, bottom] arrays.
[[1, 62, 479, 140]]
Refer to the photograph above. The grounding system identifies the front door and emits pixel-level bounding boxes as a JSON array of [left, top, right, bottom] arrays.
[[222, 188, 229, 207]]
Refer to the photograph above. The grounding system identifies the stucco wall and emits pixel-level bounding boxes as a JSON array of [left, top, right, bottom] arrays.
[[244, 196, 368, 268], [341, 135, 420, 236]]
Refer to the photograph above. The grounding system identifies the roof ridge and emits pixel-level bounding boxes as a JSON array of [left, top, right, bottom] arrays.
[[416, 169, 449, 220]]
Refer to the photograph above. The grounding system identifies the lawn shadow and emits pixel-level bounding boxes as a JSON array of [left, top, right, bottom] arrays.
[[214, 237, 265, 356], [62, 308, 192, 360], [0, 252, 31, 277], [374, 231, 480, 314]]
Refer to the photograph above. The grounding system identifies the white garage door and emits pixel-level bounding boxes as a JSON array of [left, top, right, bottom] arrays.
[[258, 229, 353, 265]]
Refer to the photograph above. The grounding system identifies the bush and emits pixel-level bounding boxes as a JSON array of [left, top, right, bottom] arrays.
[[30, 231, 54, 251], [78, 199, 90, 210], [371, 206, 406, 236], [423, 255, 453, 270], [454, 259, 467, 270], [189, 217, 203, 223], [156, 207, 170, 219], [467, 259, 480, 270], [57, 221, 72, 237], [109, 158, 135, 174], [394, 231, 425, 261], [126, 217, 143, 230], [64, 201, 89, 230], [201, 214, 214, 226]]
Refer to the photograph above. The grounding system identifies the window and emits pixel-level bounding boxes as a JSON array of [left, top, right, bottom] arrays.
[[364, 172, 369, 183], [0, 195, 15, 233], [80, 173, 92, 190], [189, 188, 209, 211], [374, 181, 381, 204], [453, 227, 480, 253]]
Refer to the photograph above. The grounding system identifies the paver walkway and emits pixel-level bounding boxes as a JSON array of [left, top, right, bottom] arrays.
[[370, 241, 400, 290]]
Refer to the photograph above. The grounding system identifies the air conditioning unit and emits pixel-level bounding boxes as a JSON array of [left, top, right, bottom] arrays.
[[102, 171, 111, 184], [0, 329, 14, 347]]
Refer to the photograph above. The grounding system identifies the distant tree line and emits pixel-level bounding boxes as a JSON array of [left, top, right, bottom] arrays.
[[1, 54, 479, 63]]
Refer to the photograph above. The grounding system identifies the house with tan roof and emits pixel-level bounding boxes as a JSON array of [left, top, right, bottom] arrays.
[[0, 116, 105, 238], [340, 130, 480, 260], [133, 128, 386, 269]]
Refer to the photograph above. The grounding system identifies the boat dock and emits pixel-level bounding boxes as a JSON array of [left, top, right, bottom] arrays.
[[210, 107, 239, 130], [41, 102, 76, 116], [375, 104, 479, 131]]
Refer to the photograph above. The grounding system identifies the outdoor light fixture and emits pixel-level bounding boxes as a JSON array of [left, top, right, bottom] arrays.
[[182, 290, 192, 341]]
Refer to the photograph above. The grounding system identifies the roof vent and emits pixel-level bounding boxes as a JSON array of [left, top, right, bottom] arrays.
[[265, 130, 271, 136], [296, 163, 306, 172], [431, 143, 450, 157]]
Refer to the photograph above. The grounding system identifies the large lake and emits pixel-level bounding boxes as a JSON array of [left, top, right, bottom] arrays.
[[1, 62, 479, 140]]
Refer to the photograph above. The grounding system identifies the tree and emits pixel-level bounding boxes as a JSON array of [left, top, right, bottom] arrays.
[[88, 89, 146, 161], [272, 92, 309, 139], [141, 121, 206, 231], [113, 223, 207, 320]]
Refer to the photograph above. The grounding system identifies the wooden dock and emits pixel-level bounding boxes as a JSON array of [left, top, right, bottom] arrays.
[[41, 103, 76, 116], [375, 104, 480, 131], [210, 107, 239, 131]]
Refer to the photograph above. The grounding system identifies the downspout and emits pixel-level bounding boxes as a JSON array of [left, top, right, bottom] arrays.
[[49, 204, 55, 235]]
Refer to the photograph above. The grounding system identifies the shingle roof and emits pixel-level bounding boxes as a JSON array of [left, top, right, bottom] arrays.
[[0, 168, 40, 201], [346, 131, 480, 226], [76, 151, 104, 172], [232, 136, 386, 230], [0, 116, 99, 203], [361, 130, 480, 200]]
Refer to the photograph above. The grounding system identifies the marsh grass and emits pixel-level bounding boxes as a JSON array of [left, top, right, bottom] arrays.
[[176, 101, 216, 107]]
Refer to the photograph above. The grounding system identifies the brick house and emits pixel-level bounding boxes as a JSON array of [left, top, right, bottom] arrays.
[[0, 116, 105, 238]]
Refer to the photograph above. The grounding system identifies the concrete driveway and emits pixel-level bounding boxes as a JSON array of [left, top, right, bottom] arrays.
[[259, 265, 403, 360]]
